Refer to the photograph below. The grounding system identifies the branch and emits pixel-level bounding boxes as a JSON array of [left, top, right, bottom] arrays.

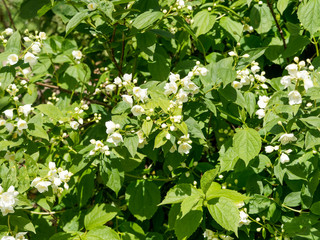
[[1, 0, 16, 30], [266, 0, 287, 50]]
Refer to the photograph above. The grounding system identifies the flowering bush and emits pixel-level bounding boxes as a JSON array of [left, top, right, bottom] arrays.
[[1, 0, 320, 239]]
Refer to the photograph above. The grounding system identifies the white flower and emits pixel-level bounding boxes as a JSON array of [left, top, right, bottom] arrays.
[[265, 146, 274, 153], [4, 28, 13, 36], [177, 0, 185, 7], [7, 54, 19, 65], [49, 162, 56, 170], [239, 210, 250, 226], [107, 132, 123, 146], [18, 104, 33, 117], [228, 51, 237, 57], [0, 119, 5, 126], [105, 121, 117, 134], [285, 64, 298, 78], [251, 65, 260, 74], [23, 37, 31, 42], [123, 73, 132, 82], [31, 42, 41, 54], [122, 95, 133, 106], [164, 81, 178, 95], [39, 32, 47, 40], [199, 67, 208, 76], [171, 115, 182, 123], [131, 105, 145, 116], [255, 109, 265, 119], [133, 87, 148, 102], [1, 236, 15, 240], [87, 2, 97, 10], [178, 142, 192, 155], [17, 119, 28, 130], [280, 76, 292, 89], [3, 109, 14, 119], [288, 90, 302, 105], [113, 77, 122, 85], [5, 123, 14, 133], [280, 153, 290, 164], [279, 133, 297, 145], [15, 232, 28, 240], [258, 96, 270, 109], [31, 178, 51, 193], [169, 72, 180, 82], [70, 121, 79, 130], [176, 89, 188, 103], [72, 50, 82, 60], [105, 84, 116, 92], [231, 81, 242, 89], [0, 186, 18, 216], [242, 54, 250, 58], [24, 52, 38, 65], [137, 130, 147, 148]]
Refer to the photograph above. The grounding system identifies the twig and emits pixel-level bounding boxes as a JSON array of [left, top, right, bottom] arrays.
[[266, 0, 287, 50], [1, 0, 16, 30], [119, 32, 125, 73]]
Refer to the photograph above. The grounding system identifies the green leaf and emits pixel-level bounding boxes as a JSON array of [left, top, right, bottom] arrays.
[[250, 4, 273, 34], [298, 0, 320, 36], [206, 185, 249, 203], [174, 207, 203, 240], [175, 122, 188, 136], [180, 195, 202, 217], [220, 16, 243, 42], [77, 168, 95, 208], [0, 66, 15, 90], [311, 201, 320, 215], [36, 104, 63, 121], [66, 10, 89, 36], [132, 10, 163, 29], [191, 10, 216, 36], [126, 180, 160, 221], [27, 123, 49, 141], [10, 215, 36, 233], [277, 0, 289, 14], [142, 120, 153, 136], [86, 226, 120, 240], [124, 135, 139, 157], [300, 117, 320, 128], [233, 128, 262, 165], [159, 184, 203, 205], [5, 31, 21, 54], [207, 197, 240, 234], [283, 192, 301, 207], [185, 117, 205, 140], [200, 168, 219, 194], [154, 130, 168, 149], [84, 204, 119, 230], [101, 159, 124, 195], [305, 130, 320, 150], [203, 98, 217, 116]]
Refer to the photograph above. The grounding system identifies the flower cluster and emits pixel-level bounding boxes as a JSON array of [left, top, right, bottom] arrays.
[[89, 139, 110, 155], [1, 232, 28, 240], [31, 162, 73, 195], [69, 101, 89, 130], [0, 185, 19, 216], [177, 134, 192, 155]]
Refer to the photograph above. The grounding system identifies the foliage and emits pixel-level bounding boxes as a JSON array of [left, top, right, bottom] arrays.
[[1, 0, 320, 239]]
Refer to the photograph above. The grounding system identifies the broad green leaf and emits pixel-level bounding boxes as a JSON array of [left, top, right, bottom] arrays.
[[175, 122, 188, 136], [311, 202, 320, 215], [154, 130, 169, 149], [298, 0, 320, 36], [305, 130, 320, 150], [180, 195, 202, 217], [277, 0, 289, 14], [101, 159, 124, 195], [66, 10, 89, 36], [10, 215, 36, 233], [185, 117, 205, 140], [160, 184, 204, 205], [0, 66, 15, 90], [142, 120, 153, 136], [132, 10, 163, 29], [237, 47, 267, 69], [250, 4, 273, 34], [191, 10, 216, 36], [86, 226, 120, 240], [36, 104, 63, 121], [207, 197, 240, 234], [124, 135, 139, 157], [283, 192, 301, 207], [233, 128, 262, 164], [27, 123, 49, 141], [244, 92, 256, 117], [203, 98, 217, 116], [174, 207, 203, 240], [84, 204, 119, 230], [300, 117, 320, 128], [77, 168, 95, 208], [200, 168, 219, 194], [5, 31, 21, 53], [148, 52, 170, 81], [206, 186, 250, 203], [126, 180, 160, 221], [220, 16, 243, 42]]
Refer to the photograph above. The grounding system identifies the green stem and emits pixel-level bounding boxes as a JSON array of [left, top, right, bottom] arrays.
[[313, 37, 319, 57]]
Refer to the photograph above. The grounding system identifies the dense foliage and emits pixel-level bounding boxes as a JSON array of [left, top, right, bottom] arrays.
[[1, 0, 320, 239]]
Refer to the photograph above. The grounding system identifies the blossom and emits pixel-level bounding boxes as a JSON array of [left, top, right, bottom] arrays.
[[17, 119, 28, 131], [0, 119, 5, 126], [286, 64, 298, 78], [231, 81, 242, 89], [113, 77, 122, 85], [265, 146, 275, 153], [1, 236, 15, 240], [178, 142, 192, 155], [164, 81, 178, 95], [288, 90, 302, 105], [280, 153, 290, 164], [105, 84, 116, 92], [280, 76, 292, 89], [3, 109, 14, 119], [18, 104, 33, 117], [15, 232, 28, 240], [0, 185, 19, 216], [133, 87, 148, 102], [70, 121, 79, 130], [122, 95, 133, 106], [107, 132, 123, 146], [122, 73, 132, 82], [87, 2, 97, 11], [31, 177, 51, 193], [131, 105, 145, 116], [137, 130, 147, 148], [39, 32, 47, 40], [176, 89, 188, 103], [169, 72, 180, 82], [24, 52, 38, 65], [72, 50, 82, 60], [105, 121, 117, 134], [4, 28, 13, 36], [7, 54, 19, 65], [257, 96, 270, 109], [255, 109, 265, 119], [228, 51, 237, 57], [279, 133, 297, 145], [251, 65, 260, 74], [31, 42, 41, 54], [239, 210, 250, 226]]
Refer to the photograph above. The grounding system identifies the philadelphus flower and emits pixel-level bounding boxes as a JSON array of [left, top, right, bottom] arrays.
[[280, 76, 292, 89], [31, 177, 51, 193], [122, 73, 132, 83], [114, 77, 122, 85], [164, 81, 178, 95], [0, 185, 19, 216], [122, 95, 133, 106], [288, 90, 302, 105], [232, 81, 243, 89], [239, 210, 250, 226], [4, 28, 13, 36], [18, 104, 33, 117], [133, 87, 148, 102], [14, 232, 28, 240], [24, 52, 38, 65], [279, 133, 297, 145], [178, 142, 192, 155], [257, 95, 270, 109], [107, 132, 123, 146], [72, 50, 82, 60], [87, 2, 97, 10], [70, 121, 79, 130], [105, 84, 116, 92], [17, 119, 28, 131], [1, 236, 15, 240], [3, 109, 14, 119], [105, 121, 120, 134], [131, 105, 145, 116], [169, 72, 180, 82], [89, 139, 110, 155], [39, 31, 47, 40], [137, 130, 147, 148], [255, 109, 265, 119], [7, 54, 19, 65], [31, 42, 41, 54], [280, 153, 290, 164], [265, 145, 275, 153], [176, 89, 188, 103], [286, 64, 298, 78]]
